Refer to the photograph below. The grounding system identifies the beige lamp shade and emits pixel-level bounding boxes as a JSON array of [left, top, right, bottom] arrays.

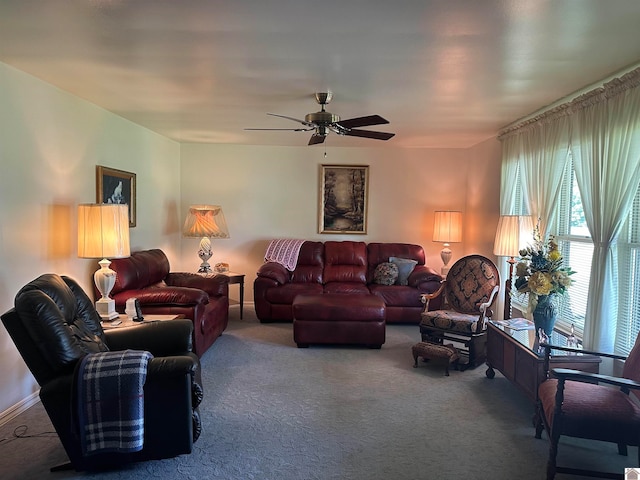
[[78, 204, 130, 259], [433, 211, 463, 243], [493, 215, 520, 257], [493, 215, 534, 256], [183, 205, 230, 239], [77, 203, 130, 321]]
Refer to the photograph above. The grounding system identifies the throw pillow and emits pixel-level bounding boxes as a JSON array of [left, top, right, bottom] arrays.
[[389, 257, 418, 285], [373, 262, 399, 285]]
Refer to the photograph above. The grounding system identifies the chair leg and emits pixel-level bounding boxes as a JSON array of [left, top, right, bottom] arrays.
[[546, 430, 559, 480], [534, 402, 544, 439]]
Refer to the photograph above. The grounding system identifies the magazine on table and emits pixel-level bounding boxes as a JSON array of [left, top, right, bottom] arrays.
[[495, 318, 535, 331]]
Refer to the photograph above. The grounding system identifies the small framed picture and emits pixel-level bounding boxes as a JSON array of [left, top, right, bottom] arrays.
[[96, 165, 136, 227], [319, 164, 369, 234]]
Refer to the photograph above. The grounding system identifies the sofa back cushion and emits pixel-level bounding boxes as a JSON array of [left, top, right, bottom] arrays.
[[366, 243, 426, 282], [110, 249, 171, 294], [323, 241, 367, 284], [291, 241, 325, 283]]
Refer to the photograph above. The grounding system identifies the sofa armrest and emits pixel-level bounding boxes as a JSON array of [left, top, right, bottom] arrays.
[[104, 318, 194, 356], [408, 265, 442, 288], [166, 272, 229, 297], [113, 287, 209, 307], [256, 262, 290, 285]]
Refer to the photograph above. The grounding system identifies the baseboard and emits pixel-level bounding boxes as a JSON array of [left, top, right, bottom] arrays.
[[0, 391, 40, 428]]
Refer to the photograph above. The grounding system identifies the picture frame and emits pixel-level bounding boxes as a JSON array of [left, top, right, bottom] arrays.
[[319, 164, 369, 234], [96, 165, 137, 227]]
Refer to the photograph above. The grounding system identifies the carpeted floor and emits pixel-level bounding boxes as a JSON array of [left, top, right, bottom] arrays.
[[0, 305, 635, 479]]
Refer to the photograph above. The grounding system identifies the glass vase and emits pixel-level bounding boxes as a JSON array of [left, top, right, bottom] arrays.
[[533, 294, 557, 336]]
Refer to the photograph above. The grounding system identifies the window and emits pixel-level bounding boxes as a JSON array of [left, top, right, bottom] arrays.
[[553, 161, 592, 338], [615, 187, 640, 355], [511, 153, 640, 354]]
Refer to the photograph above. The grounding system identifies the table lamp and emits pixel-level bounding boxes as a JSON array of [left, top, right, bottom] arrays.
[[183, 205, 230, 273], [77, 203, 130, 321], [432, 211, 462, 275]]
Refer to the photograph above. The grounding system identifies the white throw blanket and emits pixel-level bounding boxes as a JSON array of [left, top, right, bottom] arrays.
[[264, 239, 305, 271]]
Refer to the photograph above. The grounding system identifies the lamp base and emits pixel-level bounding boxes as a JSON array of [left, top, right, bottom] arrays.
[[440, 244, 452, 276], [196, 237, 213, 274], [197, 263, 213, 274], [96, 297, 119, 321]]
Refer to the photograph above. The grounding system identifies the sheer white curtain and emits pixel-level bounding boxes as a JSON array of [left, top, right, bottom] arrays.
[[499, 135, 521, 214], [519, 116, 571, 238], [570, 79, 640, 351]]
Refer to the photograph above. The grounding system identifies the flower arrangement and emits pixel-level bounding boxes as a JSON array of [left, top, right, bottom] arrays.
[[514, 225, 575, 314]]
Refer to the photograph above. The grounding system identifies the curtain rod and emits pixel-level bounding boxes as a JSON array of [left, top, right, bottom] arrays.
[[498, 63, 640, 141]]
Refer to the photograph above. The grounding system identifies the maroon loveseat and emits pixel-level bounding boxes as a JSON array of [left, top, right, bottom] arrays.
[[106, 249, 229, 357], [254, 241, 443, 324]]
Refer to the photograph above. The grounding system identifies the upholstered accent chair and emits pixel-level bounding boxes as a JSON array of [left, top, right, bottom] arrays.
[[535, 333, 640, 479], [419, 254, 500, 369], [1, 274, 202, 472]]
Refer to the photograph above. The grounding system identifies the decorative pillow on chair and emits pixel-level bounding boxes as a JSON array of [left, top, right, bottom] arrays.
[[373, 262, 399, 285], [389, 257, 418, 286]]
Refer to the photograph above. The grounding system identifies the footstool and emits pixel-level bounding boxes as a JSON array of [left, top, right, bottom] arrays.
[[412, 341, 460, 376], [292, 294, 386, 348]]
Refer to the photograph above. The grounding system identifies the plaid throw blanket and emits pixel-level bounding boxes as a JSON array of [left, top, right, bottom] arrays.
[[76, 349, 153, 456], [264, 239, 305, 271]]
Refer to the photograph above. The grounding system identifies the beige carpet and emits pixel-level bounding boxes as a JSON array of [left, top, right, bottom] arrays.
[[0, 304, 635, 479]]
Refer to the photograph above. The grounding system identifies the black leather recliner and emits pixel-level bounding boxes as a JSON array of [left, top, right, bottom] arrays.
[[1, 273, 203, 472]]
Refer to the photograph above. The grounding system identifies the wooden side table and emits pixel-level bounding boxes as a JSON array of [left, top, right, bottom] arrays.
[[217, 272, 245, 319], [102, 314, 185, 329], [485, 320, 601, 403], [197, 271, 246, 319]]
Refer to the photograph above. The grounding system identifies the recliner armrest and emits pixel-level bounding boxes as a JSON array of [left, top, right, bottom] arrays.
[[104, 319, 194, 356], [146, 355, 199, 379], [166, 272, 229, 297]]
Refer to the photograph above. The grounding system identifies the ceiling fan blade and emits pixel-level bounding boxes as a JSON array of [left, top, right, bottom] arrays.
[[267, 113, 314, 127], [245, 127, 313, 132], [308, 134, 326, 145], [343, 129, 395, 141], [336, 115, 389, 129]]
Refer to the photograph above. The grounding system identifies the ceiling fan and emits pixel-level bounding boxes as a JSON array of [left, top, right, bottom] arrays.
[[245, 92, 395, 145]]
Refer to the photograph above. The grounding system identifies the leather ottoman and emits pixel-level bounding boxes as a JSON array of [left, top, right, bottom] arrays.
[[292, 294, 386, 348]]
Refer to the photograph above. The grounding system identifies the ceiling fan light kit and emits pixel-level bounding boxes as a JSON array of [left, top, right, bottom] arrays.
[[246, 92, 395, 145]]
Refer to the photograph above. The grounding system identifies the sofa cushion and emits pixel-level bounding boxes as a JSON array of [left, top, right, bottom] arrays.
[[323, 241, 367, 284], [389, 257, 418, 285], [265, 283, 324, 304], [324, 282, 371, 295], [373, 262, 399, 285], [111, 249, 171, 294], [367, 243, 426, 281], [291, 241, 324, 284]]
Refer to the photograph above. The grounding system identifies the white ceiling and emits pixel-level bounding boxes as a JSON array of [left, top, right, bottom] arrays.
[[1, 1, 640, 148]]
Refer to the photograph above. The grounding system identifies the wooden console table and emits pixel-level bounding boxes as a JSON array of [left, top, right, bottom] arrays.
[[485, 320, 601, 403]]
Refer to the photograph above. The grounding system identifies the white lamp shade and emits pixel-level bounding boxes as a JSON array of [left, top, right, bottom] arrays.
[[183, 205, 230, 239], [433, 211, 462, 243], [77, 204, 130, 259]]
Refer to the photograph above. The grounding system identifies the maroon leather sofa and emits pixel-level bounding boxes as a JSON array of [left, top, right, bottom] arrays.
[[107, 249, 229, 357], [254, 241, 443, 324]]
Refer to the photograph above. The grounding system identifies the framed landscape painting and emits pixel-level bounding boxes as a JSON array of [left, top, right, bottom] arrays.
[[96, 165, 137, 227], [319, 164, 369, 234]]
